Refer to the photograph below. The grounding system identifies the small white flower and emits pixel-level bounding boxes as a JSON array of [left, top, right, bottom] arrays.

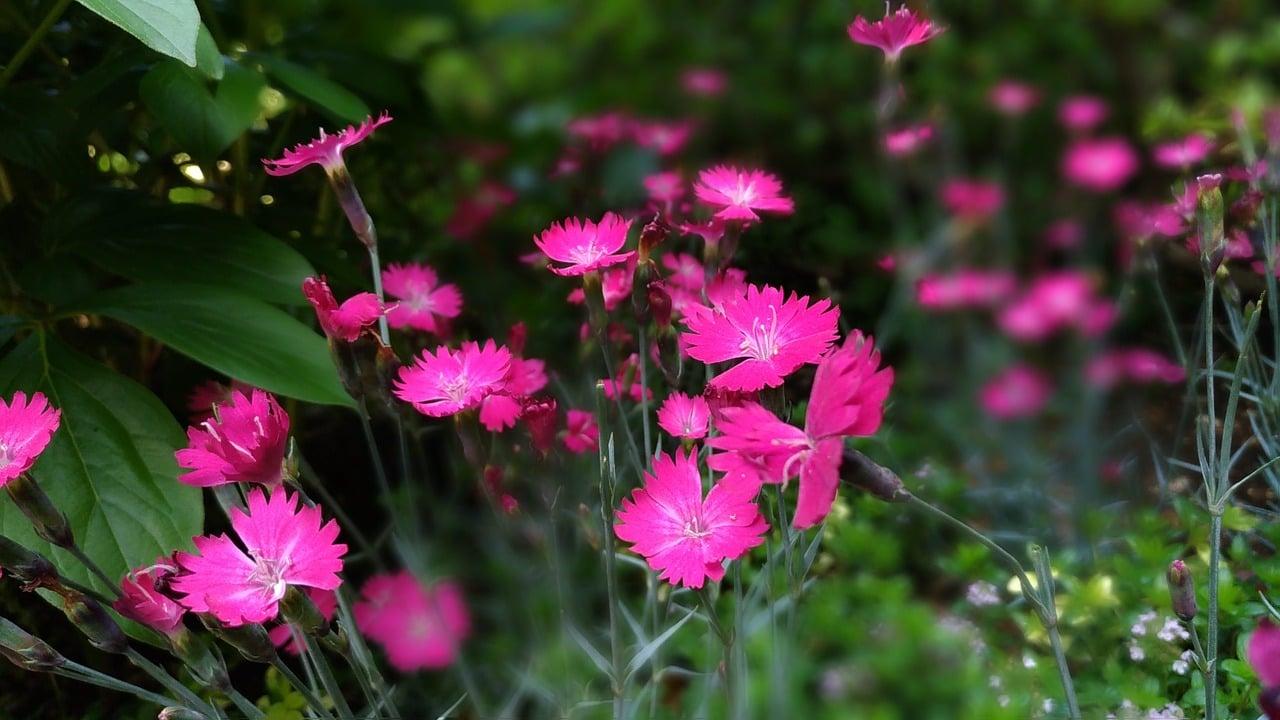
[[1128, 642, 1145, 662], [1157, 617, 1189, 643], [966, 580, 1001, 607], [1171, 649, 1195, 676], [1131, 610, 1157, 637], [1022, 653, 1038, 669]]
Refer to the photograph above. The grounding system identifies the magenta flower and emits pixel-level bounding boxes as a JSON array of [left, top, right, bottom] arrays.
[[535, 212, 635, 277], [567, 112, 632, 151], [268, 588, 337, 655], [445, 182, 515, 240], [883, 123, 934, 157], [262, 112, 392, 177], [657, 392, 712, 440], [681, 67, 728, 97], [681, 284, 839, 391], [694, 165, 794, 222], [114, 558, 185, 636], [1058, 95, 1108, 132], [394, 341, 511, 418], [1085, 348, 1185, 389], [354, 572, 471, 672], [382, 263, 463, 334], [615, 450, 768, 588], [709, 332, 894, 527], [644, 172, 685, 206], [632, 120, 694, 156], [0, 392, 61, 487], [567, 261, 635, 311], [846, 5, 945, 63], [1062, 137, 1139, 192], [302, 276, 386, 343], [478, 345, 548, 433], [562, 410, 599, 454], [186, 380, 257, 422], [997, 272, 1114, 342], [175, 389, 290, 488], [979, 365, 1051, 420], [172, 489, 346, 626], [988, 80, 1040, 116], [1043, 218, 1084, 250], [1153, 133, 1214, 170], [940, 179, 1004, 222], [916, 270, 1016, 311], [1249, 620, 1280, 718]]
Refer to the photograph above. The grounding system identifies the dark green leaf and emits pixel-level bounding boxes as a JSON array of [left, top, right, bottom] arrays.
[[194, 23, 224, 80], [81, 284, 353, 407], [248, 54, 370, 124], [77, 0, 200, 66], [140, 59, 264, 160]]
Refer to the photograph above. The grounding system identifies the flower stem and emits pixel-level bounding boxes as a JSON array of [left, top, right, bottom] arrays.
[[299, 629, 354, 720], [596, 427, 625, 719], [1205, 510, 1222, 720], [271, 655, 336, 720], [124, 647, 220, 719], [224, 685, 266, 719], [0, 0, 72, 89], [60, 659, 179, 708], [66, 544, 119, 597]]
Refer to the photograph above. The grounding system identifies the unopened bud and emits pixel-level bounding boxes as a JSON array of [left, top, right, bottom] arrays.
[[280, 586, 328, 638], [841, 449, 911, 503], [200, 616, 275, 663], [0, 534, 58, 588], [631, 259, 654, 321], [0, 616, 65, 671], [637, 217, 667, 262], [1195, 174, 1226, 273], [582, 272, 607, 336], [521, 396, 558, 454], [5, 474, 73, 548], [647, 282, 673, 328], [1166, 559, 1198, 621], [59, 589, 127, 654], [170, 629, 228, 691]]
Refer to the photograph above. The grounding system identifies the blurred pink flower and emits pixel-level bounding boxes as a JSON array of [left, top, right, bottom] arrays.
[[980, 365, 1051, 420], [883, 123, 934, 157], [521, 397, 559, 454], [445, 182, 515, 240], [615, 449, 768, 588], [186, 380, 257, 423], [562, 409, 599, 454], [657, 392, 711, 440], [114, 558, 185, 636], [1186, 227, 1254, 262], [354, 572, 471, 672], [916, 269, 1016, 310], [303, 276, 386, 343], [1248, 619, 1280, 718], [681, 67, 728, 97], [644, 172, 685, 206], [988, 80, 1040, 116], [262, 112, 392, 177], [0, 391, 60, 487], [1153, 134, 1214, 170], [535, 213, 635, 276], [846, 6, 945, 63], [998, 272, 1114, 342], [1062, 137, 1139, 191], [633, 120, 694, 156], [268, 588, 337, 655], [1057, 95, 1108, 132], [682, 284, 839, 391], [1085, 348, 1185, 389], [567, 261, 635, 310], [173, 489, 346, 626], [679, 217, 728, 248], [601, 355, 653, 403], [1043, 218, 1084, 249], [478, 336, 548, 433], [694, 165, 794, 222], [176, 389, 289, 488], [940, 179, 1004, 222], [382, 263, 462, 335], [567, 112, 632, 151], [394, 341, 512, 418]]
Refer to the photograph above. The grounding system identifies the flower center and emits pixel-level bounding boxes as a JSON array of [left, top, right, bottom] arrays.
[[567, 238, 602, 266], [738, 306, 782, 360], [441, 373, 471, 404], [0, 442, 11, 470], [683, 516, 712, 539], [247, 554, 290, 601], [726, 179, 758, 207]]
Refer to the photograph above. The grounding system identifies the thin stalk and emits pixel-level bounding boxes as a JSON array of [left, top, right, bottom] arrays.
[[300, 630, 354, 720], [67, 544, 119, 597], [225, 686, 266, 719], [1205, 511, 1223, 720], [124, 647, 220, 719], [367, 243, 392, 346], [597, 431, 625, 719], [356, 405, 397, 526], [1150, 262, 1187, 368], [336, 587, 399, 718], [696, 587, 735, 716], [0, 0, 73, 89], [1045, 623, 1079, 719], [271, 655, 336, 720], [1204, 276, 1219, 478], [60, 660, 179, 707]]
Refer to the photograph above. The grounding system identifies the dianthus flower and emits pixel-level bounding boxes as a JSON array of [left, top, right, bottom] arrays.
[[681, 67, 728, 97], [262, 113, 392, 177], [1058, 95, 1108, 133], [382, 263, 462, 334], [979, 365, 1051, 420], [1153, 134, 1214, 170], [988, 80, 1040, 116], [1062, 137, 1139, 192], [302, 276, 385, 343], [916, 270, 1017, 311], [846, 5, 945, 63], [656, 392, 711, 440], [562, 409, 599, 454], [0, 392, 61, 487], [394, 341, 511, 418], [997, 272, 1115, 342], [1248, 620, 1280, 719], [884, 123, 934, 157], [354, 572, 471, 671], [534, 213, 635, 276], [632, 120, 693, 156], [940, 179, 1004, 222], [1085, 349, 1185, 389], [176, 389, 290, 488], [694, 165, 794, 222], [114, 558, 185, 636], [644, 172, 685, 207]]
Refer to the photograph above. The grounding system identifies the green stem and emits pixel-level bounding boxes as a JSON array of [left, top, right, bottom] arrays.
[[1045, 623, 1080, 720], [225, 686, 266, 719], [271, 655, 336, 720], [367, 243, 391, 346], [595, 425, 625, 719], [1205, 511, 1222, 720], [299, 630, 354, 720], [0, 0, 73, 89], [67, 544, 119, 597], [124, 647, 220, 719], [60, 660, 179, 708]]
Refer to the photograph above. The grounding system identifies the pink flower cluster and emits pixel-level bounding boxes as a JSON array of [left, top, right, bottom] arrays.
[[997, 272, 1116, 342], [916, 270, 1017, 311], [354, 572, 471, 672]]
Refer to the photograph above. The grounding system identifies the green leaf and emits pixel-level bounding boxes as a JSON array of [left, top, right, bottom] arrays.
[[68, 200, 314, 306], [77, 0, 200, 66], [248, 54, 370, 123], [194, 23, 224, 80], [140, 59, 265, 160], [81, 284, 353, 407], [0, 334, 202, 601]]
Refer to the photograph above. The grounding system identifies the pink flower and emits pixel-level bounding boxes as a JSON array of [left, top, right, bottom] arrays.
[[535, 212, 635, 276], [567, 261, 634, 310], [615, 450, 768, 588], [445, 182, 515, 240], [997, 272, 1113, 342], [1057, 95, 1108, 132], [846, 6, 945, 63], [175, 389, 290, 488], [657, 392, 711, 440], [883, 123, 934, 157], [988, 81, 1040, 116], [0, 392, 61, 487], [708, 333, 893, 528], [268, 588, 337, 655], [601, 355, 653, 403], [694, 165, 794, 222], [1043, 219, 1084, 249], [302, 276, 386, 343], [567, 112, 632, 151], [1249, 620, 1280, 712], [644, 172, 685, 206], [394, 341, 512, 418], [172, 489, 346, 626], [682, 284, 839, 392], [382, 263, 463, 334], [562, 410, 599, 454], [632, 121, 693, 156], [114, 558, 185, 636], [1085, 348, 1185, 389], [186, 380, 257, 422], [1062, 137, 1139, 192], [1153, 134, 1214, 169], [940, 179, 1004, 222], [979, 365, 1051, 420], [681, 67, 728, 97], [262, 113, 392, 177], [478, 335, 548, 433], [354, 572, 470, 672], [915, 270, 1017, 311]]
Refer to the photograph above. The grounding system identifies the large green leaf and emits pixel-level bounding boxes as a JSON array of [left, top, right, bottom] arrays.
[[248, 53, 370, 124], [139, 59, 265, 160], [194, 23, 224, 81], [77, 0, 200, 67], [69, 201, 314, 306], [81, 284, 353, 407], [0, 334, 202, 600]]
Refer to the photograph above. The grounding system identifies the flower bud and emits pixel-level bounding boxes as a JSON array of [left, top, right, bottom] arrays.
[[280, 586, 328, 638], [170, 629, 229, 691], [0, 534, 58, 589], [58, 588, 127, 654], [841, 449, 911, 503], [0, 616, 65, 672], [647, 282, 673, 328], [521, 396, 558, 455], [1195, 174, 1226, 272], [637, 217, 668, 263], [200, 616, 275, 663], [1166, 559, 1198, 622], [5, 474, 73, 548]]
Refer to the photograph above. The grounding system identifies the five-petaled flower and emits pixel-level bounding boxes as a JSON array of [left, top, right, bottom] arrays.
[[394, 341, 512, 418], [172, 489, 346, 626], [354, 572, 471, 671], [382, 263, 463, 335], [681, 283, 839, 391], [694, 165, 794, 222], [262, 113, 392, 177], [0, 391, 61, 487], [534, 213, 635, 276], [615, 449, 768, 588], [303, 276, 386, 343], [846, 5, 945, 63], [175, 389, 291, 488]]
